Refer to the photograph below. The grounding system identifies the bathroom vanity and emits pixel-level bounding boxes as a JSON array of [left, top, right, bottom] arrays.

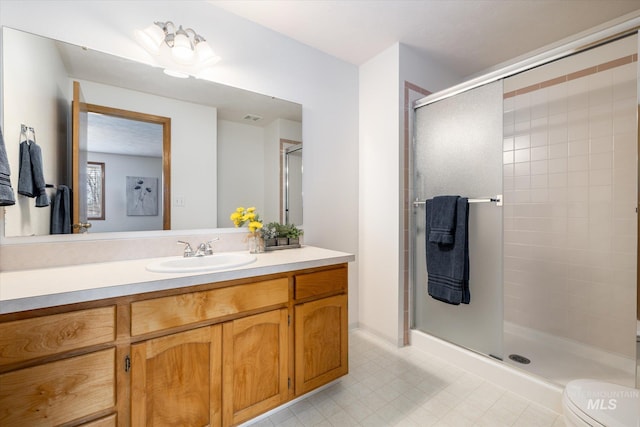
[[0, 246, 353, 427]]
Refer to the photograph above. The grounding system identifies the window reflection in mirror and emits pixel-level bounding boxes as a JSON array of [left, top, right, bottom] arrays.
[[86, 161, 105, 221]]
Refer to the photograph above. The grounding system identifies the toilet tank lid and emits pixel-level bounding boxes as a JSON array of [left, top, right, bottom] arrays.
[[564, 379, 640, 427]]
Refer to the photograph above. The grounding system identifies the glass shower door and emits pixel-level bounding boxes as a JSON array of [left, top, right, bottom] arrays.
[[413, 81, 504, 358]]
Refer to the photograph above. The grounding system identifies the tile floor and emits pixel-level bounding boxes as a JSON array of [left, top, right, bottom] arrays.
[[247, 329, 565, 427]]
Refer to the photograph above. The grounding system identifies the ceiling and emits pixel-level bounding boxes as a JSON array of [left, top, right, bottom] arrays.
[[55, 38, 301, 128], [88, 112, 164, 158], [210, 0, 640, 79]]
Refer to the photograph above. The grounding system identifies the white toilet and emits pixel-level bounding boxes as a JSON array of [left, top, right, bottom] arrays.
[[562, 379, 640, 426]]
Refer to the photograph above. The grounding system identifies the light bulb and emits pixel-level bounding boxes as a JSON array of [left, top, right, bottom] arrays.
[[135, 23, 165, 55], [195, 40, 220, 65], [171, 26, 194, 64]]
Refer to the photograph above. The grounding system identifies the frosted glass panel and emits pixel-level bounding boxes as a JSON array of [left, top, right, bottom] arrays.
[[413, 81, 503, 358]]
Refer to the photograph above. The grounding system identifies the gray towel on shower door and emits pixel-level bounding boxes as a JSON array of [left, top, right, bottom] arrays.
[[0, 127, 16, 206], [425, 196, 470, 305], [428, 195, 459, 245]]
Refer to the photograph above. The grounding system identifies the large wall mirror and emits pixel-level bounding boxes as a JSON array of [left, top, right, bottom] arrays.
[[1, 27, 302, 239]]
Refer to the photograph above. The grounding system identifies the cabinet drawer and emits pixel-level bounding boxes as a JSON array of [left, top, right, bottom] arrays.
[[131, 278, 289, 336], [0, 306, 116, 366], [294, 267, 347, 300], [0, 348, 116, 426]]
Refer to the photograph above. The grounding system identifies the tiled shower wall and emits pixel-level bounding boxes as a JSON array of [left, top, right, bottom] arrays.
[[502, 34, 638, 358]]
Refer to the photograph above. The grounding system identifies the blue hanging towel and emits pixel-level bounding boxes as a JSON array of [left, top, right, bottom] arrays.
[[29, 142, 50, 207], [17, 127, 50, 207], [0, 127, 16, 206], [425, 196, 470, 305], [18, 140, 35, 197], [428, 195, 459, 245], [51, 185, 71, 234]]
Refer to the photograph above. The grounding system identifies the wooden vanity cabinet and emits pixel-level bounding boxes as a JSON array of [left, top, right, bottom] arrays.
[[0, 263, 349, 427], [294, 267, 349, 396]]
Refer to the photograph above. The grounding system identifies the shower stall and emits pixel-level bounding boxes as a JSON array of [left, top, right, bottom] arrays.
[[283, 143, 303, 225], [412, 32, 639, 388]]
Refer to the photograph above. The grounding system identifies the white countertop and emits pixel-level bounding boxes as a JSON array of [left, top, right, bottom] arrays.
[[0, 246, 355, 314]]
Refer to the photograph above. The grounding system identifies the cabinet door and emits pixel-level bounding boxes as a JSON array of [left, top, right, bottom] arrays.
[[295, 294, 348, 395], [131, 325, 222, 427], [222, 309, 288, 426]]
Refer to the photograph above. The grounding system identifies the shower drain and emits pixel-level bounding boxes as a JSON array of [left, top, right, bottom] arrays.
[[508, 354, 531, 364]]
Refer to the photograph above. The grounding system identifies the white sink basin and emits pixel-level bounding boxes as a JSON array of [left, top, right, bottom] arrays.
[[146, 253, 257, 273]]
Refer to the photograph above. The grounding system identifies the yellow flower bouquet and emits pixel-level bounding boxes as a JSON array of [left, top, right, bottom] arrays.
[[230, 206, 264, 253]]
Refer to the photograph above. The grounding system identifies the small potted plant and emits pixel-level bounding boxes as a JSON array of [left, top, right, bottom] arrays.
[[285, 224, 303, 246], [262, 222, 278, 247], [275, 223, 289, 246]]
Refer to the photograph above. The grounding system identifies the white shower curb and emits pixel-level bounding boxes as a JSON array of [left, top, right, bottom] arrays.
[[410, 329, 563, 413]]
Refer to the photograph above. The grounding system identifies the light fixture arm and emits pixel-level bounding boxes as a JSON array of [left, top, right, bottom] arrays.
[[183, 28, 198, 39], [193, 33, 207, 45], [151, 21, 172, 47], [136, 20, 221, 78], [153, 21, 172, 35]]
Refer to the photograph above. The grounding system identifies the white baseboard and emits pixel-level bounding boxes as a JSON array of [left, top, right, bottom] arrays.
[[239, 380, 340, 426]]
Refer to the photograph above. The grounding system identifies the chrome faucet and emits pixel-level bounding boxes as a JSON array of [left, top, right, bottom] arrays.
[[177, 241, 194, 257], [178, 237, 220, 257], [195, 243, 208, 257], [203, 237, 220, 255]]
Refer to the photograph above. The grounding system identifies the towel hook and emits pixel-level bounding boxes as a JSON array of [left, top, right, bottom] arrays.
[[20, 124, 29, 140]]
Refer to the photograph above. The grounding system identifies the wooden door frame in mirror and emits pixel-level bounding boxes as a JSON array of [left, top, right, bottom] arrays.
[[81, 103, 171, 230]]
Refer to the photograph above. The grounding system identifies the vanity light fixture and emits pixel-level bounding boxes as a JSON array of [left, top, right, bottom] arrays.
[[135, 21, 221, 78]]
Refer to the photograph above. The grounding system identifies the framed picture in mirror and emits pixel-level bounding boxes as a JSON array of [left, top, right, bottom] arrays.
[[87, 161, 105, 220], [126, 176, 158, 216]]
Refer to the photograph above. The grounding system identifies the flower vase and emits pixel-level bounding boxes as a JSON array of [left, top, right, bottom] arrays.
[[249, 233, 264, 254]]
